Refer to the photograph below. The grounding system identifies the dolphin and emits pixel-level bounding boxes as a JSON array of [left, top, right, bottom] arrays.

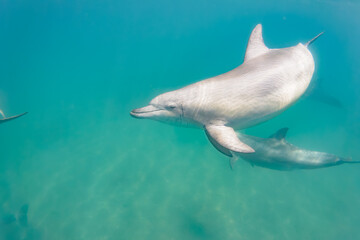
[[0, 204, 41, 240], [232, 128, 356, 170], [1, 204, 28, 227], [0, 110, 27, 124], [130, 24, 323, 156]]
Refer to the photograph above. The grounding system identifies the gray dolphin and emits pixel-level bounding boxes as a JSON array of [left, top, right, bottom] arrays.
[[0, 204, 41, 240], [1, 204, 28, 227], [131, 24, 323, 157], [0, 111, 27, 124], [232, 128, 356, 170]]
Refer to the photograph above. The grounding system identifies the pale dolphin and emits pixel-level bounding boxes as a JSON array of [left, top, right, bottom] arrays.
[[131, 24, 323, 157], [233, 128, 356, 170], [0, 110, 28, 124]]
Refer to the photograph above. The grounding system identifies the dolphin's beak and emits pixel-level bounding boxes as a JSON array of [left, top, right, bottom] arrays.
[[130, 105, 161, 119]]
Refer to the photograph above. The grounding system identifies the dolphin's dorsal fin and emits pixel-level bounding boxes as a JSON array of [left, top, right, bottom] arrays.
[[244, 24, 269, 62], [269, 128, 289, 140], [205, 125, 255, 157]]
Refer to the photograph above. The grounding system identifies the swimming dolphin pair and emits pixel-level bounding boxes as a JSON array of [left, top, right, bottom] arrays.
[[130, 24, 345, 170], [0, 110, 27, 124]]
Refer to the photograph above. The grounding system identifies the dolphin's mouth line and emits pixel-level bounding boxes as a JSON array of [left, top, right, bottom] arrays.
[[130, 106, 163, 119], [131, 109, 160, 114], [130, 110, 159, 117]]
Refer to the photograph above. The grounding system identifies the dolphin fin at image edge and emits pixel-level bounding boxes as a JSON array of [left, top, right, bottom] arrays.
[[0, 112, 28, 124]]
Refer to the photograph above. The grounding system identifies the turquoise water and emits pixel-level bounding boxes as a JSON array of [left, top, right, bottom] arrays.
[[1, 0, 360, 239]]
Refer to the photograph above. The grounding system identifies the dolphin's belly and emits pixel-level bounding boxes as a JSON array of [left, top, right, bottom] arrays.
[[191, 46, 315, 128]]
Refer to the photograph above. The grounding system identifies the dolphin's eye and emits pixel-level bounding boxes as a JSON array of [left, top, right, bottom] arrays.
[[166, 104, 176, 110]]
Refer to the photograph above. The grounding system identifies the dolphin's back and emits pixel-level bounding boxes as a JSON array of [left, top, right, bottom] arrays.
[[184, 45, 314, 128]]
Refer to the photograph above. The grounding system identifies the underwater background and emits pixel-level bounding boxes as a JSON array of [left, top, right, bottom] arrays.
[[1, 0, 360, 239]]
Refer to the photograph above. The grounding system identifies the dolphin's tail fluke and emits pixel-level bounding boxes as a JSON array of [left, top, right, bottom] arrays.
[[0, 112, 28, 124], [340, 157, 360, 164], [305, 32, 324, 47]]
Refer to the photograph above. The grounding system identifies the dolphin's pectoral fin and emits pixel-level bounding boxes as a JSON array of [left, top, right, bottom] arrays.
[[205, 126, 232, 157], [205, 125, 255, 157], [244, 24, 269, 62], [0, 112, 28, 124]]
